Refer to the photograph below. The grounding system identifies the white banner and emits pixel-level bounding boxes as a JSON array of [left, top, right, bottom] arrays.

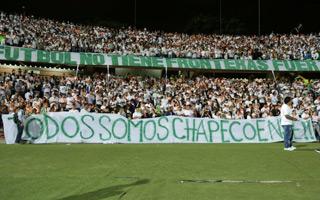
[[2, 113, 316, 144]]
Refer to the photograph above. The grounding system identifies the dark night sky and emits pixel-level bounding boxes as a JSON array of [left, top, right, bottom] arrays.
[[2, 0, 320, 35]]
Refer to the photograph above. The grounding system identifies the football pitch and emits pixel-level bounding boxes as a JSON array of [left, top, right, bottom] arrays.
[[0, 143, 319, 200]]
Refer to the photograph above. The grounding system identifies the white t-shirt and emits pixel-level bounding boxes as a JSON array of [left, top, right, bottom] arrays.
[[25, 92, 32, 100], [80, 108, 89, 113], [66, 97, 74, 109], [49, 96, 59, 104], [271, 94, 278, 105], [292, 97, 299, 108], [301, 112, 310, 120], [132, 111, 142, 119], [60, 86, 67, 94], [280, 104, 293, 125], [183, 109, 194, 117]]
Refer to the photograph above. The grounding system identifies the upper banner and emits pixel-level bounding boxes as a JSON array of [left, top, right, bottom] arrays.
[[1, 45, 320, 71], [1, 113, 316, 144]]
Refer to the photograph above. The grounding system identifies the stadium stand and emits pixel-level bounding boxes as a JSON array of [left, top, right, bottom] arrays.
[[0, 11, 319, 140], [0, 11, 319, 60]]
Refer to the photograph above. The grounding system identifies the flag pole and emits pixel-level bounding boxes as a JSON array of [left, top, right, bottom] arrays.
[[107, 65, 110, 82], [75, 63, 80, 77], [271, 70, 276, 81]]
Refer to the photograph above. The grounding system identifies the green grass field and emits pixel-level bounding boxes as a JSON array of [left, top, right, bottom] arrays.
[[0, 143, 319, 200]]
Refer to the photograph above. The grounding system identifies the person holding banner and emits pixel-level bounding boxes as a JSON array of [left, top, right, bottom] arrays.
[[13, 105, 26, 144], [281, 97, 298, 151], [311, 111, 320, 142]]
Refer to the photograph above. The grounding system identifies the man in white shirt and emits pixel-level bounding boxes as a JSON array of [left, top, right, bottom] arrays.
[[132, 108, 142, 119], [182, 104, 194, 117], [80, 103, 90, 113], [281, 96, 298, 151], [69, 103, 79, 113]]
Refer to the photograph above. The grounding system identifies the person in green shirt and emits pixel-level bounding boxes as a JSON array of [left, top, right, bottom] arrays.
[[0, 34, 5, 44]]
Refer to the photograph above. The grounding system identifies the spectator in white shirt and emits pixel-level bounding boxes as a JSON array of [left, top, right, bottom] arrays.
[[280, 96, 298, 151]]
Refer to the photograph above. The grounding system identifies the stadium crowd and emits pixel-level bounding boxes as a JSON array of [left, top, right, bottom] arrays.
[[1, 12, 320, 60], [0, 69, 319, 122]]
